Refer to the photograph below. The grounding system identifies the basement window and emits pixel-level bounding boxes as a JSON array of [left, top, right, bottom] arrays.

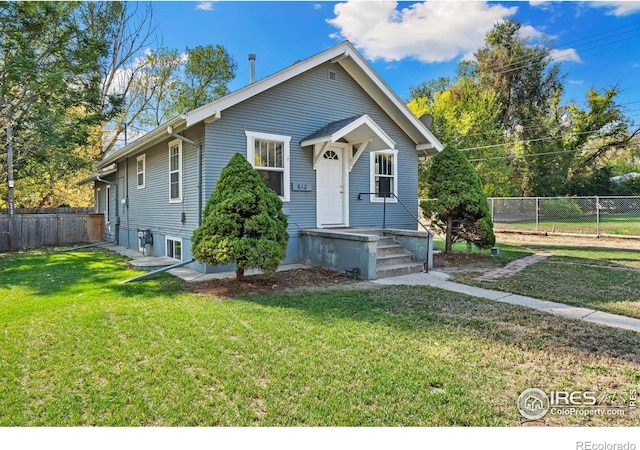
[[166, 237, 182, 261]]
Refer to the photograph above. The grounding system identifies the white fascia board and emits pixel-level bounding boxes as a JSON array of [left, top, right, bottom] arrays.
[[300, 136, 331, 148], [185, 44, 351, 127], [337, 47, 444, 153], [97, 115, 186, 169], [333, 114, 396, 149]]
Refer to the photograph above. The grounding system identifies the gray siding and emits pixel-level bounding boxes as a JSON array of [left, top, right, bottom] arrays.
[[106, 61, 421, 271], [204, 62, 420, 247], [115, 124, 205, 261]]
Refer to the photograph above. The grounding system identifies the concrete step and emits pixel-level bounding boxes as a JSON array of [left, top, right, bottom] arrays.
[[376, 252, 414, 266], [376, 236, 396, 246], [376, 243, 407, 256], [375, 262, 425, 279]]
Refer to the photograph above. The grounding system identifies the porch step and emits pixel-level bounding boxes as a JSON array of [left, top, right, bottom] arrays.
[[376, 262, 425, 279], [374, 234, 424, 279]]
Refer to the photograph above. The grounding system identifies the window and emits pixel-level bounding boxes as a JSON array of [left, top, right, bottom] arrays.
[[169, 140, 182, 202], [245, 131, 291, 201], [370, 150, 398, 202], [136, 154, 145, 189], [166, 237, 182, 261]]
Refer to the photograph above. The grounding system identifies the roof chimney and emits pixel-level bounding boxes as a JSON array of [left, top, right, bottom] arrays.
[[248, 53, 256, 84]]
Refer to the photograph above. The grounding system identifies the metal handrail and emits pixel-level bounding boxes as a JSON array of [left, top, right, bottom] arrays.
[[358, 192, 433, 273], [357, 192, 433, 235]]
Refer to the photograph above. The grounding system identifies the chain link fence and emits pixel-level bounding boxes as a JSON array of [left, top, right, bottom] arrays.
[[488, 196, 640, 238]]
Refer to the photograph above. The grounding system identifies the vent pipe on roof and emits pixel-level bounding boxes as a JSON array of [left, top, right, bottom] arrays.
[[419, 114, 433, 130], [248, 53, 256, 84]]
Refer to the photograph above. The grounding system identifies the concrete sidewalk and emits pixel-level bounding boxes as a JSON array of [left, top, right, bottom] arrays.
[[373, 271, 640, 333]]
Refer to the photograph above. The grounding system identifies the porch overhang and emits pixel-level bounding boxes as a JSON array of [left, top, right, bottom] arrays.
[[301, 114, 395, 170]]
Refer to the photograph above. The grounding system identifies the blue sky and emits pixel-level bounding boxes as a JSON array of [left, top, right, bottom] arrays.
[[148, 1, 640, 126]]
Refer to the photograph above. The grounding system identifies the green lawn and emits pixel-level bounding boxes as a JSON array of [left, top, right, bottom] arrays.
[[494, 212, 640, 237], [454, 245, 640, 319], [0, 249, 638, 426]]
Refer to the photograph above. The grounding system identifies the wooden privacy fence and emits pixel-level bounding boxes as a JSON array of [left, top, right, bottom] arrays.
[[0, 209, 104, 251]]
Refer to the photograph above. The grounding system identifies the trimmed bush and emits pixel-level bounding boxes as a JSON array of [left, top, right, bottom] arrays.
[[191, 153, 289, 280]]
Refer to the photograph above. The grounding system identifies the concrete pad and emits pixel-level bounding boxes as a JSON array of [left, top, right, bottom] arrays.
[[582, 311, 640, 332], [130, 256, 177, 268], [182, 263, 309, 283], [371, 271, 450, 286]]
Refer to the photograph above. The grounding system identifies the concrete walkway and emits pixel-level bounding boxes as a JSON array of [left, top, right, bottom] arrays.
[[473, 252, 549, 281], [373, 271, 640, 333]]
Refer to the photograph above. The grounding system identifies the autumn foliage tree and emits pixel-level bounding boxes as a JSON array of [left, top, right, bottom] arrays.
[[421, 147, 495, 254], [192, 153, 289, 281]]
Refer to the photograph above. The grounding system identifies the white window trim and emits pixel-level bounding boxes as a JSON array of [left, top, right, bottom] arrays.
[[136, 154, 146, 189], [369, 149, 398, 203], [165, 236, 183, 261], [169, 139, 182, 203], [245, 131, 291, 202]]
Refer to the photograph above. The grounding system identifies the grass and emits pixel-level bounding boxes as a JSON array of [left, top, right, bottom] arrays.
[[494, 212, 640, 236], [1, 249, 639, 426], [454, 244, 640, 319]]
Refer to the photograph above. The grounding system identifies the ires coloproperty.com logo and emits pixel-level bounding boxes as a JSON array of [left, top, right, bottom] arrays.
[[517, 388, 637, 420]]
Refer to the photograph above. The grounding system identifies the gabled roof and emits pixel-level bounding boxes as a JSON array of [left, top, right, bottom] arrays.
[[97, 40, 442, 169]]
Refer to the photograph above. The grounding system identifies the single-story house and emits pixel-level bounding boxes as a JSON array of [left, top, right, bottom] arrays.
[[81, 41, 443, 279]]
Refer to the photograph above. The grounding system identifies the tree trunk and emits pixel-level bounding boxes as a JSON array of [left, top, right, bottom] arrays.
[[235, 267, 244, 282], [445, 214, 453, 254]]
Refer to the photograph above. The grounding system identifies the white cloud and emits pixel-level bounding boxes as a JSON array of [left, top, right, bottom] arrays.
[[550, 48, 582, 63], [519, 24, 544, 41], [314, 3, 322, 10], [588, 1, 640, 16], [327, 1, 518, 63], [195, 2, 214, 11]]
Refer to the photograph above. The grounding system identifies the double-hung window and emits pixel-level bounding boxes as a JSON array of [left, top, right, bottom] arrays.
[[136, 154, 145, 189], [245, 131, 290, 201], [370, 150, 398, 202], [169, 140, 182, 202]]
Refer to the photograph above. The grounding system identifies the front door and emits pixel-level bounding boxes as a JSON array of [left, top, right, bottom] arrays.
[[317, 146, 346, 227]]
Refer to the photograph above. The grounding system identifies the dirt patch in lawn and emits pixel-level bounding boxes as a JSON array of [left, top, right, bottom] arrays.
[[496, 231, 640, 250], [187, 266, 364, 298], [433, 252, 496, 275]]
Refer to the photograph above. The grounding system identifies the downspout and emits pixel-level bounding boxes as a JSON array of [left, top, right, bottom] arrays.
[[125, 158, 130, 248], [96, 175, 119, 245]]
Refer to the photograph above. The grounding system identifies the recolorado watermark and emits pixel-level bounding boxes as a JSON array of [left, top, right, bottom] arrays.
[[576, 442, 636, 450], [517, 387, 637, 420]]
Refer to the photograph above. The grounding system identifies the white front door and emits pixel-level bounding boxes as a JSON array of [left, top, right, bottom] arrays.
[[317, 146, 346, 227]]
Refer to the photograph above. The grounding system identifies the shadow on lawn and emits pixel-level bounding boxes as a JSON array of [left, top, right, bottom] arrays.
[[242, 285, 640, 365], [0, 248, 183, 299]]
